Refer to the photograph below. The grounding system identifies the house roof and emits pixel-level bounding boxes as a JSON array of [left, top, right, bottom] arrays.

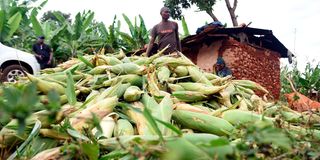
[[181, 27, 293, 58]]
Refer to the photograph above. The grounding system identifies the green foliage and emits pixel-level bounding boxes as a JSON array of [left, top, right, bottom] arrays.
[[280, 60, 320, 100], [118, 14, 149, 51], [164, 0, 217, 20], [41, 10, 71, 23], [0, 83, 39, 132]]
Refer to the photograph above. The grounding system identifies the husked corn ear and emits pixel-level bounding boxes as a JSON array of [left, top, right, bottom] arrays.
[[173, 110, 234, 136], [114, 119, 134, 136], [124, 86, 143, 102], [187, 66, 212, 85], [172, 91, 208, 102]]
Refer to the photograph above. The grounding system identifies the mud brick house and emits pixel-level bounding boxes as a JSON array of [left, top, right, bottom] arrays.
[[181, 26, 293, 99]]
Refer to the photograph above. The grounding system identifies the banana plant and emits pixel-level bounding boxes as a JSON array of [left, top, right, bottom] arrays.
[[97, 15, 123, 52], [118, 14, 149, 51], [0, 10, 22, 42], [181, 16, 190, 38], [56, 10, 101, 58], [0, 0, 47, 46]]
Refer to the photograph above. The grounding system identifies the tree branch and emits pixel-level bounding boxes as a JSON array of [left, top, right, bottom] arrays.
[[206, 10, 219, 22], [233, 0, 238, 10], [224, 0, 238, 26], [225, 0, 232, 10]]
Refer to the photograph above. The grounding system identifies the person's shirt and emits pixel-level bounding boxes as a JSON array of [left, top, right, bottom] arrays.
[[32, 43, 52, 60], [217, 67, 232, 77], [151, 21, 178, 54]]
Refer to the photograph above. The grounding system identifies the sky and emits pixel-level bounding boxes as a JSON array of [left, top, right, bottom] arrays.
[[40, 0, 320, 69]]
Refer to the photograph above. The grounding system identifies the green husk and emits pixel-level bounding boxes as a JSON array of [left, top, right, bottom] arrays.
[[113, 119, 134, 136], [123, 86, 143, 102], [172, 91, 208, 102], [173, 110, 234, 136]]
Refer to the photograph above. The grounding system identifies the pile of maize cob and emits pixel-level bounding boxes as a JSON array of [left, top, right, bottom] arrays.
[[0, 48, 319, 159]]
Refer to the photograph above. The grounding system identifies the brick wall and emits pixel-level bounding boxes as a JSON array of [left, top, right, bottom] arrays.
[[184, 37, 281, 99]]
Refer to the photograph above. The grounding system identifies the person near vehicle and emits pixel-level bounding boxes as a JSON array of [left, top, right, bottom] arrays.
[[215, 57, 232, 77], [32, 36, 53, 69], [146, 6, 181, 57]]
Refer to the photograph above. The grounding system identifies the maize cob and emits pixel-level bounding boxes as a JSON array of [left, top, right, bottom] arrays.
[[187, 66, 212, 85], [69, 96, 118, 131], [0, 117, 38, 148], [147, 71, 162, 97], [174, 103, 211, 115], [233, 80, 269, 94], [42, 74, 84, 82], [113, 119, 134, 136], [219, 83, 236, 107], [123, 86, 143, 102], [133, 57, 149, 65], [97, 55, 122, 66], [221, 110, 274, 126], [121, 57, 132, 63], [92, 113, 118, 139], [102, 74, 143, 87], [30, 147, 62, 160], [98, 83, 130, 100], [124, 102, 155, 135], [178, 82, 228, 95], [88, 65, 109, 75], [26, 73, 65, 95], [98, 133, 217, 151], [157, 66, 171, 83], [210, 75, 232, 85], [142, 94, 174, 135], [39, 129, 70, 140], [204, 72, 220, 80], [173, 110, 234, 136], [109, 63, 146, 75], [153, 56, 193, 68], [172, 91, 208, 102], [174, 66, 189, 77], [168, 83, 185, 92]]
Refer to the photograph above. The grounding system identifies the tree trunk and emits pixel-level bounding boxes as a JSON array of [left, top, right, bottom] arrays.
[[225, 0, 239, 27], [206, 10, 219, 22]]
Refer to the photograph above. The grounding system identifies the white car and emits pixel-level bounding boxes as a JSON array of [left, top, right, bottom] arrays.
[[0, 42, 41, 82]]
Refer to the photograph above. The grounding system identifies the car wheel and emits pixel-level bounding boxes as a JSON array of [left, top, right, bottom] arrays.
[[0, 65, 29, 82]]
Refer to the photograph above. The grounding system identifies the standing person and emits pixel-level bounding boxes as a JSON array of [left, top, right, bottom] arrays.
[[146, 6, 182, 57], [33, 36, 53, 69]]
